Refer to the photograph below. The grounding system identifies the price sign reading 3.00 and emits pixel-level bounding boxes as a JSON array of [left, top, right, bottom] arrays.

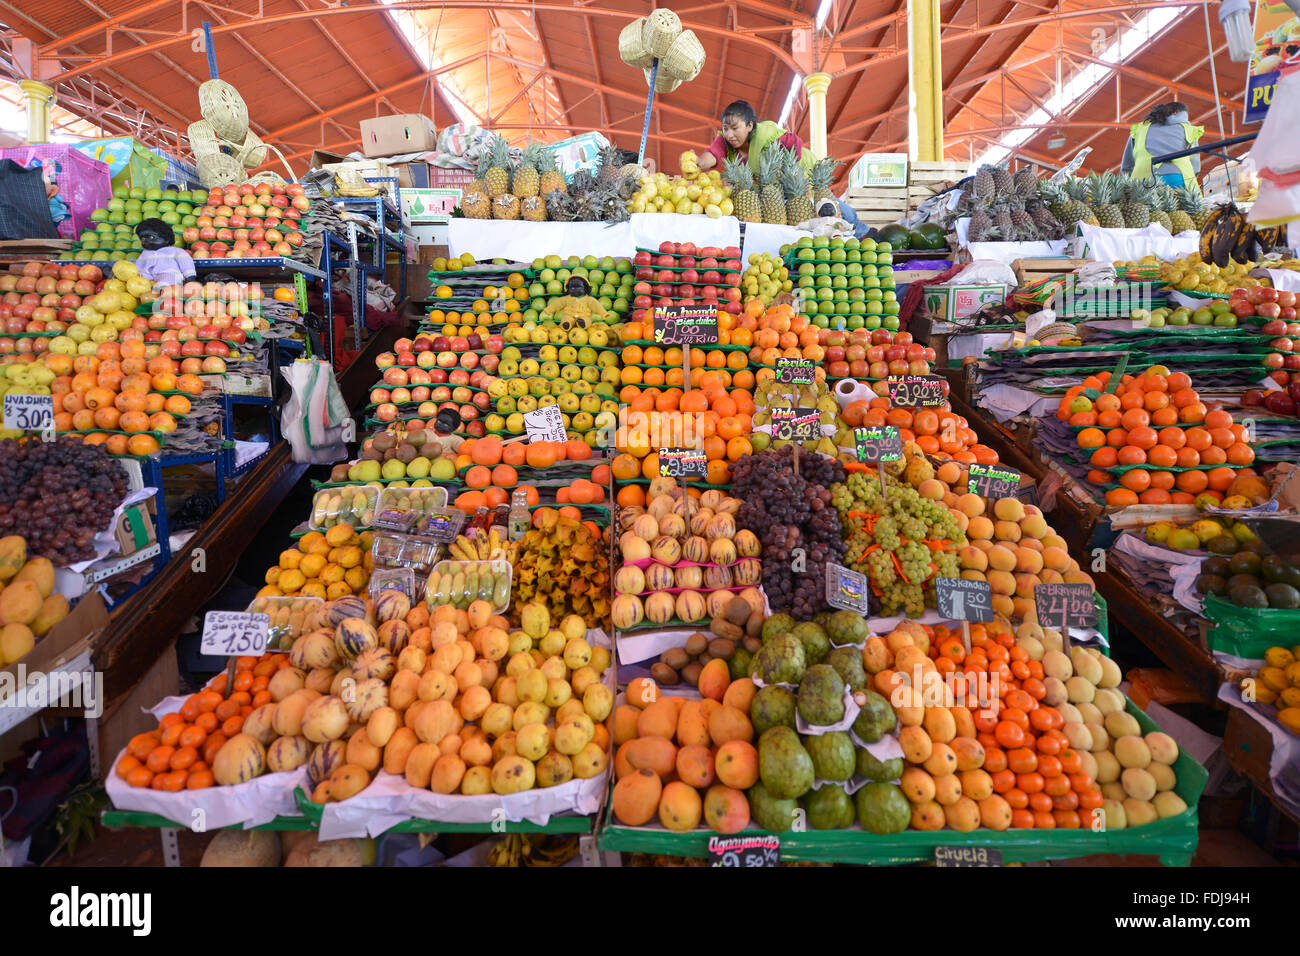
[[4, 394, 54, 433], [771, 407, 821, 442]]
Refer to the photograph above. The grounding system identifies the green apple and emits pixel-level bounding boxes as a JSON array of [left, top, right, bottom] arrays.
[[1191, 307, 1214, 325]]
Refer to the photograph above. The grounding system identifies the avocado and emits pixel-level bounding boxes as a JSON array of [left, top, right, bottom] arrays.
[[1229, 584, 1268, 608], [1278, 564, 1300, 589], [1229, 551, 1262, 576], [1265, 583, 1300, 609], [803, 784, 856, 830], [1206, 535, 1240, 556], [1228, 573, 1262, 592], [1202, 556, 1231, 578], [1195, 573, 1228, 596]]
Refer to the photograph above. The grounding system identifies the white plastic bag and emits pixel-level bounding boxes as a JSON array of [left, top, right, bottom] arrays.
[[947, 259, 1017, 286], [281, 358, 352, 464], [1251, 68, 1300, 225]]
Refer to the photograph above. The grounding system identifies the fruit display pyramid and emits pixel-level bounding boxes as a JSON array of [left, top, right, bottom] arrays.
[[782, 235, 900, 330]]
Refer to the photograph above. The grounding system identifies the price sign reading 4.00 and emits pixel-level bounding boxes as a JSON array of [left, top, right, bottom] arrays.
[[887, 374, 946, 407], [935, 577, 994, 623], [854, 425, 902, 464], [4, 394, 54, 433], [774, 357, 815, 385], [659, 447, 708, 479], [968, 463, 1022, 499], [1034, 583, 1096, 633], [771, 407, 821, 442], [200, 611, 271, 658]]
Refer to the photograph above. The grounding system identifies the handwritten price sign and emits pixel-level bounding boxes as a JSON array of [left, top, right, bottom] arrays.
[[854, 426, 902, 463], [652, 306, 719, 346], [4, 394, 54, 433], [659, 447, 708, 479], [1034, 583, 1096, 633], [935, 577, 994, 623], [708, 835, 779, 867], [524, 405, 567, 443], [775, 358, 815, 385], [968, 464, 1022, 499], [886, 374, 946, 407], [771, 407, 821, 442], [200, 611, 271, 657]]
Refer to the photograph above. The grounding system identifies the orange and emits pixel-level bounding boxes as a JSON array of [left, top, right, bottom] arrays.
[[1148, 469, 1175, 490], [1094, 393, 1121, 413], [1138, 489, 1172, 504], [1119, 408, 1149, 431], [1143, 390, 1169, 412], [1207, 466, 1238, 492], [1126, 426, 1157, 450], [1226, 443, 1254, 466], [1175, 446, 1200, 468], [1096, 409, 1122, 429], [1106, 427, 1129, 448], [616, 484, 645, 507], [464, 465, 492, 488], [1199, 445, 1227, 466], [1077, 427, 1106, 450], [1204, 408, 1233, 430], [490, 464, 517, 488], [1089, 446, 1119, 468], [1174, 469, 1208, 493], [1157, 426, 1186, 449], [1146, 444, 1178, 468], [1105, 487, 1140, 506], [471, 435, 503, 465], [1116, 445, 1146, 466], [1119, 468, 1150, 492]]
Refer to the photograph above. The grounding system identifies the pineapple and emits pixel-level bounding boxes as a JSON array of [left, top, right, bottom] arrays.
[[1119, 177, 1151, 228], [973, 165, 996, 200], [521, 195, 547, 222], [1008, 200, 1038, 241], [968, 208, 996, 242], [781, 153, 815, 225], [1027, 200, 1063, 239], [1087, 173, 1124, 229], [1063, 178, 1098, 226], [597, 145, 622, 186], [809, 157, 841, 211], [512, 145, 540, 199], [485, 135, 512, 199], [990, 165, 1014, 198], [993, 203, 1014, 239], [757, 149, 786, 225], [1176, 187, 1206, 231], [725, 157, 761, 223], [537, 150, 566, 198], [492, 194, 520, 220], [1013, 166, 1039, 199], [1148, 187, 1174, 233]]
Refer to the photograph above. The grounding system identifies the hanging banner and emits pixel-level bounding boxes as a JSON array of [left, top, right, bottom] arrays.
[[1244, 1, 1300, 123]]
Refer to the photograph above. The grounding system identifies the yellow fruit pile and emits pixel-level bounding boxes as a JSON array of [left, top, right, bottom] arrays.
[[628, 158, 734, 218], [261, 523, 373, 600], [0, 535, 70, 665], [1242, 646, 1300, 734]]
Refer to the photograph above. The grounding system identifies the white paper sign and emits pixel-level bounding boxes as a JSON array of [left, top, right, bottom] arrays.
[[524, 405, 566, 443], [4, 394, 53, 432], [200, 611, 271, 657]]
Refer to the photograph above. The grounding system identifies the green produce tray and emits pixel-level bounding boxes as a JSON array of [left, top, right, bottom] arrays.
[[621, 340, 751, 352], [102, 810, 314, 831], [291, 787, 593, 834], [1166, 288, 1229, 300], [310, 477, 461, 490], [597, 694, 1202, 866], [1202, 592, 1300, 658]]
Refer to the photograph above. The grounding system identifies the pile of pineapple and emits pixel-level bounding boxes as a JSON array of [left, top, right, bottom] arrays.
[[720, 147, 840, 226], [959, 166, 1208, 243], [460, 136, 643, 223]]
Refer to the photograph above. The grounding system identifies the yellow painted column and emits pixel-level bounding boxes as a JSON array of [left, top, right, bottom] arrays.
[[907, 0, 943, 161], [803, 72, 832, 159], [19, 80, 54, 144]]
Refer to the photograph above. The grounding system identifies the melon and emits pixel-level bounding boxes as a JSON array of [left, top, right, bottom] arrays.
[[732, 558, 761, 586], [291, 631, 339, 671], [703, 564, 733, 590], [301, 695, 350, 743], [212, 733, 266, 786], [681, 536, 709, 564], [344, 677, 388, 723], [328, 595, 369, 625], [373, 589, 411, 623], [376, 619, 409, 654], [267, 735, 312, 773], [675, 590, 706, 623], [307, 739, 346, 786], [351, 646, 396, 682], [734, 530, 760, 557], [334, 617, 379, 660], [674, 565, 703, 589], [200, 829, 281, 867], [644, 562, 675, 591], [645, 592, 675, 624]]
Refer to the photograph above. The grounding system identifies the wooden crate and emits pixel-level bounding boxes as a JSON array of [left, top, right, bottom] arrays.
[[909, 160, 971, 187], [1012, 257, 1087, 287], [843, 186, 909, 228]]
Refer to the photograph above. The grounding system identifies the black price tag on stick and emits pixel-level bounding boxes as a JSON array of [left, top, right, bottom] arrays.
[[935, 846, 1003, 867], [854, 426, 902, 463], [4, 394, 54, 432], [775, 357, 815, 385], [968, 463, 1022, 499], [524, 405, 566, 443], [708, 834, 780, 867], [652, 305, 718, 346], [887, 374, 946, 406], [771, 407, 821, 442], [200, 611, 271, 657], [659, 447, 708, 479], [935, 577, 994, 622], [1034, 583, 1096, 633]]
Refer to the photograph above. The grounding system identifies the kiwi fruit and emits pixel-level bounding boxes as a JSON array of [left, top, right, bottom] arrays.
[[661, 647, 690, 670], [650, 662, 680, 685], [685, 632, 709, 657]]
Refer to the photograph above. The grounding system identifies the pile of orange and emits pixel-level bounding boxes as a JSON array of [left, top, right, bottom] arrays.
[[451, 435, 613, 511], [1059, 368, 1256, 506], [742, 303, 827, 368], [45, 344, 199, 457], [114, 654, 289, 791], [424, 318, 495, 338], [840, 396, 998, 465], [617, 343, 753, 388]]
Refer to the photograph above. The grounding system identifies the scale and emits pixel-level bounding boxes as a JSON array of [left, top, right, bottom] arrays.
[[1237, 516, 1300, 564]]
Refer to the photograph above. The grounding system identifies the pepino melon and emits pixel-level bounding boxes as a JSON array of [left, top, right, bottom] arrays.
[[212, 734, 266, 786]]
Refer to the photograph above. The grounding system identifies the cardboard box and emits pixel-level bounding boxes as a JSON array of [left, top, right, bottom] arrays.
[[923, 283, 1010, 321], [113, 496, 157, 555], [400, 187, 461, 224], [310, 148, 395, 183], [360, 114, 437, 158], [408, 222, 450, 248], [539, 132, 610, 180], [0, 591, 110, 709], [848, 152, 908, 188]]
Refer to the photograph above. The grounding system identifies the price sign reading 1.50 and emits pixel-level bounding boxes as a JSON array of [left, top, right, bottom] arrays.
[[200, 611, 271, 658]]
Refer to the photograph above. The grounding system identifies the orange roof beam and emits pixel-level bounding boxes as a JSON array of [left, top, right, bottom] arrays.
[[47, 1, 803, 85], [1065, 50, 1244, 111]]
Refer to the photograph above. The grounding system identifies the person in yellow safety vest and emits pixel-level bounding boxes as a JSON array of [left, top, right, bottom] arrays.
[[1121, 102, 1205, 193]]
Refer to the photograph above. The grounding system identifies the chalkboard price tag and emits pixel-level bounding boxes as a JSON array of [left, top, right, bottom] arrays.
[[887, 374, 946, 407], [771, 407, 821, 442], [200, 611, 271, 658], [652, 305, 718, 346], [708, 834, 780, 867], [775, 357, 815, 385], [968, 463, 1022, 499], [659, 447, 708, 479], [1034, 583, 1096, 632], [935, 846, 1003, 867], [854, 425, 902, 463], [4, 394, 54, 433], [935, 577, 994, 623], [524, 405, 567, 443], [825, 562, 870, 614]]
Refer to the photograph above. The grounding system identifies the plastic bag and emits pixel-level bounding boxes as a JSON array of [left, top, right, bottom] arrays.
[[947, 259, 1017, 286], [1202, 592, 1300, 659], [280, 358, 352, 464]]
